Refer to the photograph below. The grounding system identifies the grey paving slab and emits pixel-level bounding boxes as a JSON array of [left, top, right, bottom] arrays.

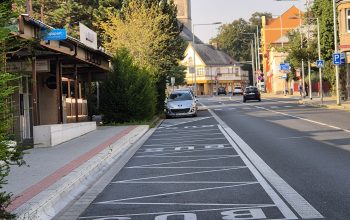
[[4, 126, 127, 196]]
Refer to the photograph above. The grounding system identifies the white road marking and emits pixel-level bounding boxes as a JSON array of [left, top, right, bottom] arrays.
[[184, 125, 216, 129], [256, 106, 350, 134], [210, 109, 323, 219], [93, 202, 274, 206], [270, 106, 279, 109], [135, 155, 232, 158], [127, 155, 239, 167], [137, 147, 233, 156], [153, 128, 220, 136], [78, 206, 275, 219], [150, 133, 223, 140], [113, 181, 257, 184], [124, 166, 242, 169], [97, 182, 258, 204], [142, 137, 226, 146], [143, 143, 229, 147], [160, 117, 212, 128], [114, 167, 247, 183]]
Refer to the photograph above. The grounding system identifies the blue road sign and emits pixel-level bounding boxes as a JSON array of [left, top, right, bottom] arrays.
[[316, 60, 324, 68], [333, 53, 344, 65], [280, 63, 290, 71], [341, 53, 346, 65], [333, 53, 340, 65], [43, 29, 67, 41]]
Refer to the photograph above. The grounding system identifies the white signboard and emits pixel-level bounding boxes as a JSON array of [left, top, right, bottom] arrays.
[[6, 60, 50, 72], [79, 23, 97, 50]]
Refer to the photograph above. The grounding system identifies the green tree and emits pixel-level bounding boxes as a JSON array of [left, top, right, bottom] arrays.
[[99, 0, 185, 112], [311, 0, 339, 92], [212, 13, 271, 83], [13, 0, 123, 38], [100, 49, 156, 123], [282, 1, 336, 90], [0, 1, 25, 218]]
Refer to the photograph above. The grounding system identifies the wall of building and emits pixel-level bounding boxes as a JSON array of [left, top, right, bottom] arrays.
[[338, 3, 350, 53], [38, 71, 59, 125]]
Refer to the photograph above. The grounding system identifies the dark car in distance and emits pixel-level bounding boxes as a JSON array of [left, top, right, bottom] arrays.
[[243, 86, 261, 102], [217, 87, 227, 95]]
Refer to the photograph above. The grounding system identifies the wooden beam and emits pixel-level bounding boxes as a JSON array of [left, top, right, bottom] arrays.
[[74, 65, 79, 122], [56, 59, 63, 123], [31, 56, 38, 126]]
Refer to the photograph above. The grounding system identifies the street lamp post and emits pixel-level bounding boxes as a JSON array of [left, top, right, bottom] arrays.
[[316, 18, 323, 104], [333, 0, 341, 105], [242, 33, 258, 86], [275, 0, 305, 97], [192, 22, 222, 96], [305, 17, 323, 102]]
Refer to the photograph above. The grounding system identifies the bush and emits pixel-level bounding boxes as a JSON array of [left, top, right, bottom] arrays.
[[100, 49, 156, 123]]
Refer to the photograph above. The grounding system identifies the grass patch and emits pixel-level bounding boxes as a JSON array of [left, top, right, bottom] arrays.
[[102, 115, 162, 128]]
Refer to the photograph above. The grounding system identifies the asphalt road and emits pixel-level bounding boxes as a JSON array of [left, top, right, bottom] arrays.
[[69, 95, 350, 219]]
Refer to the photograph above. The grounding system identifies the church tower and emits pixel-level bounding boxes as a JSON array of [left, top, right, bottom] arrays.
[[174, 0, 192, 31]]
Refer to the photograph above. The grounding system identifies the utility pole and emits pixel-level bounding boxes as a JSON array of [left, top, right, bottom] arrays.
[[251, 40, 256, 86], [26, 0, 33, 16], [333, 0, 341, 105]]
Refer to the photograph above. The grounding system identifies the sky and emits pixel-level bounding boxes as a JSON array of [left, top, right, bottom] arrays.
[[191, 0, 306, 43]]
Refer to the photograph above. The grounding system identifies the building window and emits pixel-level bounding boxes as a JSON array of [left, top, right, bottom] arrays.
[[197, 68, 204, 76], [347, 9, 350, 33]]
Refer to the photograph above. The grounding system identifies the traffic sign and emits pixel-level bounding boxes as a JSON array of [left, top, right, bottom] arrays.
[[316, 60, 324, 68], [170, 77, 175, 86], [282, 73, 288, 79], [333, 53, 345, 65], [280, 63, 290, 71]]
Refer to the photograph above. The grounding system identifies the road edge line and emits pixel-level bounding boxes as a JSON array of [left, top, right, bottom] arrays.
[[209, 109, 323, 219]]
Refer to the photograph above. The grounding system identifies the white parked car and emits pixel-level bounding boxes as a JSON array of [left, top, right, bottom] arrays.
[[233, 86, 243, 95], [164, 90, 197, 118]]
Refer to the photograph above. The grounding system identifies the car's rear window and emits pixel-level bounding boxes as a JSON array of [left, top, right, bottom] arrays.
[[169, 92, 193, 101], [234, 87, 241, 89], [245, 87, 258, 92]]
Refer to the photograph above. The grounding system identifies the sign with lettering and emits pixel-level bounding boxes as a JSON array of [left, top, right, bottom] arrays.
[[43, 29, 67, 41], [79, 23, 97, 49]]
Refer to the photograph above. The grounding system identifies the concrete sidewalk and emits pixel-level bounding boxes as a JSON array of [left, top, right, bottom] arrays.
[[4, 125, 149, 220], [262, 93, 350, 111]]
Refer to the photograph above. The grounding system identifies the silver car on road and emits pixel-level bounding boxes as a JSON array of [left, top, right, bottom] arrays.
[[164, 90, 197, 118]]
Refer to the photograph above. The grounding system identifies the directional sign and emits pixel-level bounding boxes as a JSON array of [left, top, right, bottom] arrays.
[[341, 53, 346, 65], [280, 63, 290, 71], [43, 29, 67, 41], [316, 60, 324, 68]]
